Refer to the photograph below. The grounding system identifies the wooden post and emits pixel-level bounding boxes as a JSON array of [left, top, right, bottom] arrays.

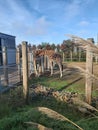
[[85, 46, 93, 104], [63, 52, 65, 62], [16, 47, 21, 82], [22, 42, 29, 103], [50, 62, 53, 76], [47, 56, 50, 70], [38, 58, 42, 75], [33, 50, 38, 77], [44, 55, 47, 70], [41, 55, 44, 73], [79, 48, 81, 62], [70, 50, 73, 61], [3, 47, 8, 86], [95, 55, 98, 64], [0, 77, 1, 85], [27, 47, 30, 77]]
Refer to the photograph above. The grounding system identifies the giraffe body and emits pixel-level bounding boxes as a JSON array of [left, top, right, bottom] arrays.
[[33, 49, 63, 78]]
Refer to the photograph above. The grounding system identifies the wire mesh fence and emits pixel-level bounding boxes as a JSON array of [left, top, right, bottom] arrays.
[[0, 48, 35, 88], [0, 49, 22, 88]]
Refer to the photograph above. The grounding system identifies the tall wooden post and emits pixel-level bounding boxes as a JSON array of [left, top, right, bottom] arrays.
[[3, 47, 8, 86], [70, 50, 73, 61], [47, 56, 50, 70], [22, 42, 29, 104], [95, 55, 98, 64], [44, 55, 47, 70], [16, 47, 21, 82], [78, 48, 81, 62], [85, 46, 93, 104], [38, 58, 42, 75], [41, 55, 44, 73], [27, 47, 30, 77], [63, 52, 65, 62]]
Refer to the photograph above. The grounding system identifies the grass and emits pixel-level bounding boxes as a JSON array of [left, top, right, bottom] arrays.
[[29, 75, 68, 90], [0, 89, 82, 130], [0, 65, 98, 130], [0, 89, 98, 130]]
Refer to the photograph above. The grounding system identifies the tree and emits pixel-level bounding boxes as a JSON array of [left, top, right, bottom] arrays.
[[41, 42, 48, 49], [37, 44, 42, 49], [32, 45, 36, 50], [45, 44, 51, 50], [56, 44, 60, 52], [61, 40, 74, 61], [60, 41, 67, 62], [87, 38, 95, 44], [51, 43, 56, 50]]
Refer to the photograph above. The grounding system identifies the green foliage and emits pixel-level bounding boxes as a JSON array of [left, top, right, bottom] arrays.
[[29, 76, 68, 90], [0, 93, 98, 130], [0, 96, 12, 119], [0, 73, 98, 130]]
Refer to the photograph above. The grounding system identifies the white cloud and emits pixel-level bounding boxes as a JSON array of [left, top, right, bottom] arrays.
[[64, 0, 81, 20], [64, 0, 95, 21], [0, 0, 52, 39], [78, 21, 90, 26], [26, 16, 51, 36]]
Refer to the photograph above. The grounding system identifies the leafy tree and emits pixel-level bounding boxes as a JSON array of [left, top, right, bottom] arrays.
[[45, 44, 52, 50], [41, 42, 49, 49], [32, 45, 36, 50], [61, 40, 74, 61], [51, 43, 56, 50], [56, 44, 61, 52], [37, 44, 42, 49]]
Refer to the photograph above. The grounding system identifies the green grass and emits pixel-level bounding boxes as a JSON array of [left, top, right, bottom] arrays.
[[29, 75, 68, 90], [0, 91, 98, 130], [0, 72, 98, 130]]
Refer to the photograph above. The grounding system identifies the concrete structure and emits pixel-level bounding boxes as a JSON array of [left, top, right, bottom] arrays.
[[0, 32, 16, 65]]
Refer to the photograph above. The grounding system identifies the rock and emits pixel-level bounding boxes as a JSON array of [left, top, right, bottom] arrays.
[[52, 91, 59, 98], [78, 107, 88, 113]]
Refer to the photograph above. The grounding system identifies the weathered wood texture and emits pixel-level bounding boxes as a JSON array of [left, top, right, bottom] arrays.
[[2, 47, 8, 86], [85, 46, 93, 104], [16, 47, 21, 81], [22, 42, 29, 103], [67, 34, 98, 104]]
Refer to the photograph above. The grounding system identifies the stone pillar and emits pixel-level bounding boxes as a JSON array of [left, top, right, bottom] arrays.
[[22, 42, 29, 103]]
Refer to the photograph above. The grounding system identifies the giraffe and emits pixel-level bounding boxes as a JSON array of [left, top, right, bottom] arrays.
[[33, 49, 63, 78]]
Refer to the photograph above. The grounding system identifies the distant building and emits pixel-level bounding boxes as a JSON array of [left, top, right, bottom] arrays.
[[0, 32, 16, 65]]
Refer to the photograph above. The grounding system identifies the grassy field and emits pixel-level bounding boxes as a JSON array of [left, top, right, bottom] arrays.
[[0, 62, 98, 130], [0, 87, 98, 130]]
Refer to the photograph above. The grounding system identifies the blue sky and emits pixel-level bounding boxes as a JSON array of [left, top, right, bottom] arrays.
[[0, 0, 98, 45]]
